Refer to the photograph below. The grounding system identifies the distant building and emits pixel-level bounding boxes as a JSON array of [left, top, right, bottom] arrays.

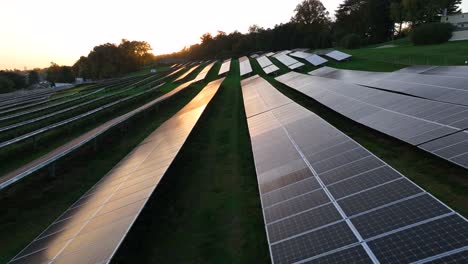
[[441, 12, 468, 41], [441, 12, 468, 29]]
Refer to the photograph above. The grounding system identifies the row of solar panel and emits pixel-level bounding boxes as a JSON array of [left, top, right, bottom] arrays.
[[0, 65, 191, 190], [309, 67, 468, 106], [9, 78, 225, 264], [241, 75, 468, 264], [277, 72, 468, 169]]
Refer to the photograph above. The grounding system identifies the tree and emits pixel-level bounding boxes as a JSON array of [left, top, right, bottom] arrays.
[[403, 0, 461, 26], [335, 0, 393, 44], [47, 62, 74, 83], [292, 0, 330, 25], [28, 70, 40, 84], [390, 1, 405, 35]]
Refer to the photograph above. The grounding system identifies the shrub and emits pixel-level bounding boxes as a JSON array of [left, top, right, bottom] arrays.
[[340, 34, 362, 49], [411, 23, 453, 45]]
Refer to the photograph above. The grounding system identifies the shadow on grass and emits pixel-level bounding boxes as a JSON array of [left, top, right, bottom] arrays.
[[112, 60, 270, 263]]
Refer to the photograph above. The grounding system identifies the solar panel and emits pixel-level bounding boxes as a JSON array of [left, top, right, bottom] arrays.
[[256, 56, 273, 68], [309, 66, 338, 77], [311, 67, 468, 106], [218, 59, 231, 75], [276, 72, 468, 169], [326, 50, 352, 61], [239, 56, 253, 76], [263, 65, 280, 74], [9, 78, 225, 264], [305, 55, 328, 66], [274, 54, 301, 67], [193, 62, 216, 82], [289, 62, 304, 69], [241, 75, 468, 264], [423, 66, 468, 78], [175, 64, 199, 81], [290, 51, 312, 59]]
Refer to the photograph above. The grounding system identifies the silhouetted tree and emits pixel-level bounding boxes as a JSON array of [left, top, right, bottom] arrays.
[[292, 0, 330, 25]]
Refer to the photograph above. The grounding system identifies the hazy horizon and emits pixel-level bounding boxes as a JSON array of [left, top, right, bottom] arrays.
[[1, 0, 467, 70]]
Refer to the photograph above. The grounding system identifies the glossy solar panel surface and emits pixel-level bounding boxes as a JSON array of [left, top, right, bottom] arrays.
[[9, 78, 225, 264], [218, 59, 231, 75], [273, 53, 301, 67], [193, 62, 216, 82], [263, 65, 280, 74], [312, 67, 468, 106], [277, 72, 468, 169], [257, 56, 274, 68], [289, 62, 305, 70], [174, 64, 200, 81], [239, 56, 253, 76], [325, 50, 352, 61], [242, 75, 468, 264], [290, 51, 312, 59], [305, 55, 328, 66], [423, 66, 468, 78]]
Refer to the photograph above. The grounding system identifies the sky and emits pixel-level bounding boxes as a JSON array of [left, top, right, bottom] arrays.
[[1, 0, 467, 70]]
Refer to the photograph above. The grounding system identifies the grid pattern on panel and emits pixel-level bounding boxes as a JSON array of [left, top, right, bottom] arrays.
[[242, 75, 468, 264], [276, 71, 468, 169], [9, 79, 225, 264], [302, 245, 373, 264], [317, 67, 468, 106]]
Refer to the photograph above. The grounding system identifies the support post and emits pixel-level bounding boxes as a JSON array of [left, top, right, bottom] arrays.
[[49, 163, 56, 178]]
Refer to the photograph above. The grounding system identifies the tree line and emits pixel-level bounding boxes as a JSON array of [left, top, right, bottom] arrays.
[[157, 0, 462, 61]]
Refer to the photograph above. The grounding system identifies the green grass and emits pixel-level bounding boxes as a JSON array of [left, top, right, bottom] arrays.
[[0, 79, 210, 264], [250, 58, 468, 218], [339, 39, 468, 67], [112, 59, 270, 263]]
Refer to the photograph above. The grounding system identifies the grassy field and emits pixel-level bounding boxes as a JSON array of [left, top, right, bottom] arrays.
[[338, 38, 468, 67], [113, 60, 270, 263], [0, 74, 210, 264], [250, 58, 468, 217]]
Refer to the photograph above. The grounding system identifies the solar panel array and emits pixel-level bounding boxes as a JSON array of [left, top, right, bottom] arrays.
[[309, 67, 468, 107], [257, 56, 274, 68], [290, 51, 328, 67], [263, 65, 280, 75], [9, 78, 225, 264], [276, 72, 468, 169], [0, 69, 196, 190], [239, 56, 253, 76], [325, 50, 352, 61], [289, 51, 311, 59], [241, 75, 468, 264], [193, 62, 216, 82], [399, 65, 468, 78], [218, 59, 231, 75], [305, 55, 328, 67], [273, 53, 304, 70], [255, 56, 280, 75], [175, 64, 199, 81]]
